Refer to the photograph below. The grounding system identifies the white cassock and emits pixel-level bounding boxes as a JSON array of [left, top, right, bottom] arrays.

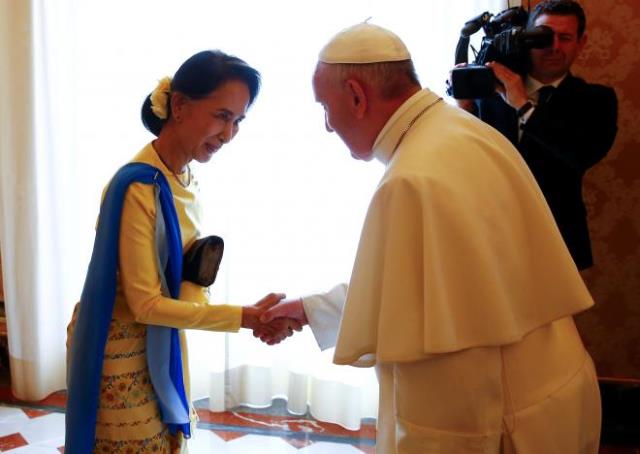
[[302, 89, 601, 453]]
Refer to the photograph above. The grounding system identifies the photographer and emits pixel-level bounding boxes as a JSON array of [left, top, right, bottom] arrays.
[[455, 0, 618, 271]]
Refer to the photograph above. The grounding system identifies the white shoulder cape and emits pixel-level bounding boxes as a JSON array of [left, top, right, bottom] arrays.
[[334, 90, 593, 367]]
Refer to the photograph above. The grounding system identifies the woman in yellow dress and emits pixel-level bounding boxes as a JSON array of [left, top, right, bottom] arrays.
[[66, 50, 297, 453]]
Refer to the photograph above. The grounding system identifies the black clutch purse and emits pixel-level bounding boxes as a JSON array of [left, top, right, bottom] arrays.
[[182, 235, 224, 287]]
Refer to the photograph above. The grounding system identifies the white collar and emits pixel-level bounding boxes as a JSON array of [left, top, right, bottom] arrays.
[[525, 74, 567, 96], [372, 88, 441, 164]]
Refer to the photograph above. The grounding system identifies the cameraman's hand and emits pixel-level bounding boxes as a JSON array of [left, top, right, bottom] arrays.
[[486, 61, 529, 111], [448, 63, 475, 112]]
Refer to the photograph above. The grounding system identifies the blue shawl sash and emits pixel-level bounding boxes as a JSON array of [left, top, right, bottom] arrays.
[[66, 163, 190, 453]]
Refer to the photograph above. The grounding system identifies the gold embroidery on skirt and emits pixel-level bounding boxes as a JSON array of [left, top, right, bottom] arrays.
[[67, 304, 182, 453]]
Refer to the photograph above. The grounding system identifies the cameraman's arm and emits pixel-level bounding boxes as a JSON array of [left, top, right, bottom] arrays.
[[486, 61, 529, 111], [455, 98, 476, 113], [521, 84, 617, 173]]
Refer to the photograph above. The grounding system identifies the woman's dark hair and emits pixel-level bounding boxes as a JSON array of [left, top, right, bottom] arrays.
[[528, 0, 586, 38], [141, 50, 261, 136]]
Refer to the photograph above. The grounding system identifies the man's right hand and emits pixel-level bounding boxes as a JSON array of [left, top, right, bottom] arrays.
[[260, 298, 308, 326], [485, 61, 529, 110], [251, 298, 308, 345]]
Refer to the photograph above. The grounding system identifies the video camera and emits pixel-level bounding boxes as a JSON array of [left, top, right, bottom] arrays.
[[448, 6, 554, 99]]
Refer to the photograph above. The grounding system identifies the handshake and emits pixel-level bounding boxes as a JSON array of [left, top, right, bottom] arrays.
[[240, 293, 308, 345]]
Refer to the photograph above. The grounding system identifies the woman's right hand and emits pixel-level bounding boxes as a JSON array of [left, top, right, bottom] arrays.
[[241, 293, 286, 331]]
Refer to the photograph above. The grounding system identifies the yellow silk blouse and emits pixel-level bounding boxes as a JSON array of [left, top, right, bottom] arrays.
[[108, 143, 241, 332]]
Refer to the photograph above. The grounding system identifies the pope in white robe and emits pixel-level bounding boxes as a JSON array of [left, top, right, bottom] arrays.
[[261, 22, 601, 454]]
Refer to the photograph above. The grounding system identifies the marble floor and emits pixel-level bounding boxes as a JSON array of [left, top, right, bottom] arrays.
[[0, 387, 376, 453]]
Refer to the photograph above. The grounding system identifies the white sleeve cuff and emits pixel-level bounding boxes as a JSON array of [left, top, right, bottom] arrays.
[[302, 283, 348, 351], [519, 105, 536, 125]]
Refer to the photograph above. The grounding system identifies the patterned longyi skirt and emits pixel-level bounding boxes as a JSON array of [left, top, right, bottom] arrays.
[[66, 304, 183, 453]]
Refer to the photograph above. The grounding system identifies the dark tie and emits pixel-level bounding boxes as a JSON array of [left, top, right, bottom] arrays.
[[537, 85, 555, 105]]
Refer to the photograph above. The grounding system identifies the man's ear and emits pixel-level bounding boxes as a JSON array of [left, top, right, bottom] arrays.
[[345, 79, 367, 119], [577, 32, 588, 56]]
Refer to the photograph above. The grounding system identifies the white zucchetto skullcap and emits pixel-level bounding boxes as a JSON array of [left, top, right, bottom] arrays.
[[319, 22, 411, 64]]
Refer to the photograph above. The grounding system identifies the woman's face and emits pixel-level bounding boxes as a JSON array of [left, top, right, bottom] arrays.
[[174, 80, 251, 163]]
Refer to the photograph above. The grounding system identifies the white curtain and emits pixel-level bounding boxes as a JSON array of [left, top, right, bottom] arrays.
[[0, 0, 506, 427], [0, 0, 79, 400]]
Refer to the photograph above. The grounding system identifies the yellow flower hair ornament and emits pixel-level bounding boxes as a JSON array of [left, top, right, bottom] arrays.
[[150, 77, 172, 120]]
